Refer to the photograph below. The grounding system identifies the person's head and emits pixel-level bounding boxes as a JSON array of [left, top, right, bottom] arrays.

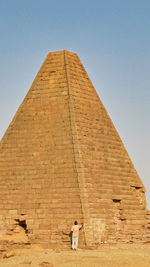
[[74, 221, 78, 225]]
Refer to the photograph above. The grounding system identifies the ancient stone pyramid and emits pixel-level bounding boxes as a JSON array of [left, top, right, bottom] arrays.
[[0, 50, 149, 248]]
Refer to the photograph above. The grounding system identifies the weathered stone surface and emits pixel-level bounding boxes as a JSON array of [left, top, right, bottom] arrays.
[[0, 50, 149, 248], [3, 251, 15, 258], [39, 262, 53, 267]]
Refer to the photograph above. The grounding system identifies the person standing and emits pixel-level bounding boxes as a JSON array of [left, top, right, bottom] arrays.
[[71, 221, 82, 250]]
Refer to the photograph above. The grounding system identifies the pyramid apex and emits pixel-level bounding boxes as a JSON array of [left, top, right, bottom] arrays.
[[47, 50, 77, 56]]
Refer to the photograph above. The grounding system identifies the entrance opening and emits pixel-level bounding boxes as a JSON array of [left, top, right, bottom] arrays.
[[112, 199, 121, 203], [15, 219, 28, 234]]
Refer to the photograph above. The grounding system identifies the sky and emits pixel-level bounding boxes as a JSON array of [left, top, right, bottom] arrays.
[[0, 0, 150, 208]]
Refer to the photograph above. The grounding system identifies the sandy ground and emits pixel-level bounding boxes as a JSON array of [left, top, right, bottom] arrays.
[[0, 244, 150, 267]]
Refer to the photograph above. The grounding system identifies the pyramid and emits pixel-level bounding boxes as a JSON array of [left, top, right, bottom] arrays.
[[0, 50, 149, 248]]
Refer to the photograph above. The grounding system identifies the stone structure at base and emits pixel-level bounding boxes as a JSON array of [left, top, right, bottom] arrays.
[[0, 50, 149, 248]]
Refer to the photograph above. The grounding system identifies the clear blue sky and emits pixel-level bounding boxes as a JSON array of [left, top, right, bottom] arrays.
[[0, 0, 150, 208]]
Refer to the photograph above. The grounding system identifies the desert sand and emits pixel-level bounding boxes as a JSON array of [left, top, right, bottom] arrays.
[[0, 243, 150, 267]]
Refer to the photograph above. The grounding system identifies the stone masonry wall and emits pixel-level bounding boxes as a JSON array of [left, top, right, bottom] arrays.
[[0, 50, 149, 248], [0, 51, 85, 247], [66, 51, 149, 244]]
